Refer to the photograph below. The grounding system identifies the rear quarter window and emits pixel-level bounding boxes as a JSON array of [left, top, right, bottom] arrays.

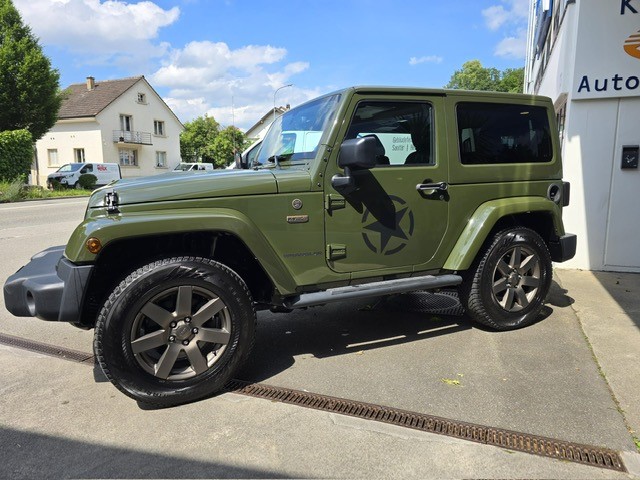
[[456, 102, 553, 165]]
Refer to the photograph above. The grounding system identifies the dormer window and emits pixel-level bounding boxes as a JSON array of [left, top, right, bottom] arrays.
[[137, 93, 147, 104]]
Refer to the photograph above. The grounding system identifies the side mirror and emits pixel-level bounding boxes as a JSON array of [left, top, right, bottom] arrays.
[[80, 168, 87, 174], [234, 152, 248, 169], [332, 137, 378, 194], [338, 136, 378, 169]]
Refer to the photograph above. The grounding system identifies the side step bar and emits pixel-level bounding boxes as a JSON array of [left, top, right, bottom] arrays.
[[283, 274, 463, 309]]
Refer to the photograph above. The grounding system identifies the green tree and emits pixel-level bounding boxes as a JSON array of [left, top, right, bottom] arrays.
[[446, 60, 524, 93], [179, 115, 220, 163], [498, 67, 525, 93], [0, 128, 32, 180], [0, 0, 62, 140], [208, 126, 249, 168]]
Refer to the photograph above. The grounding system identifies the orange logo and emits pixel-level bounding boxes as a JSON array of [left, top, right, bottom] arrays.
[[624, 30, 640, 59]]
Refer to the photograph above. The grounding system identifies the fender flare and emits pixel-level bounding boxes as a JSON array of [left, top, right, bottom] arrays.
[[64, 208, 298, 294], [443, 197, 564, 271]]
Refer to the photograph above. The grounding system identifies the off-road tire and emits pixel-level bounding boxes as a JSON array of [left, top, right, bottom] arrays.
[[459, 227, 552, 331], [94, 257, 256, 407]]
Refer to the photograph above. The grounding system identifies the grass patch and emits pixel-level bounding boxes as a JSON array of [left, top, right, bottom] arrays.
[[0, 180, 92, 203]]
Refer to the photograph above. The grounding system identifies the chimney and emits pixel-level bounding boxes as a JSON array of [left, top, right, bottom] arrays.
[[86, 76, 95, 91]]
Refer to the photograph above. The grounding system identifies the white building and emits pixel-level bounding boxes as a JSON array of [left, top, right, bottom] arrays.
[[525, 0, 640, 272], [34, 76, 183, 186], [244, 105, 290, 142]]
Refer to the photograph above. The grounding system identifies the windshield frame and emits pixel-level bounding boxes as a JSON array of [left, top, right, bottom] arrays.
[[255, 93, 342, 168]]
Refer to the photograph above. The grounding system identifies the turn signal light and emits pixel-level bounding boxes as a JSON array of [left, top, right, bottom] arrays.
[[86, 237, 102, 254]]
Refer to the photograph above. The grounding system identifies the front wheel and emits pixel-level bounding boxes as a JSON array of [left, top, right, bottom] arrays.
[[94, 257, 256, 407], [460, 227, 552, 331]]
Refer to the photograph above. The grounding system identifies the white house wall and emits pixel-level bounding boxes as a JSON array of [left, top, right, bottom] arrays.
[[34, 120, 103, 186]]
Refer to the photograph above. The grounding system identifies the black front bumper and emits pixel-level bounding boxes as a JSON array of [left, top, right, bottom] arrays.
[[3, 246, 93, 322], [549, 233, 577, 263]]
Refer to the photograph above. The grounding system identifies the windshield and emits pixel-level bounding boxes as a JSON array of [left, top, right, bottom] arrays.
[[174, 164, 195, 171], [57, 164, 83, 173], [256, 93, 341, 166]]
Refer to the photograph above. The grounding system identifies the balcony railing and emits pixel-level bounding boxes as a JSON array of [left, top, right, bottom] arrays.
[[113, 130, 152, 145]]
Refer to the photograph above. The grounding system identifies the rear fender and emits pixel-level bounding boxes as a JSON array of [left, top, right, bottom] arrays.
[[443, 197, 564, 271]]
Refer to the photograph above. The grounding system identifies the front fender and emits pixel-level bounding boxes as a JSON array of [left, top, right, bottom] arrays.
[[64, 208, 298, 294], [443, 197, 564, 271]]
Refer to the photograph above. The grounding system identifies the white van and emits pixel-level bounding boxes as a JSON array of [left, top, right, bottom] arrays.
[[173, 162, 214, 172], [47, 163, 121, 189]]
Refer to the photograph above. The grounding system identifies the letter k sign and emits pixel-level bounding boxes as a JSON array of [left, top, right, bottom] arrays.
[[621, 0, 639, 14]]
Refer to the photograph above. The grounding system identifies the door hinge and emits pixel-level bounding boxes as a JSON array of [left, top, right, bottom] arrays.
[[325, 194, 346, 213], [326, 243, 347, 261]]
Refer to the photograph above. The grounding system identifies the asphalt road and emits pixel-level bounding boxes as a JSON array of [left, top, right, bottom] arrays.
[[0, 197, 637, 479]]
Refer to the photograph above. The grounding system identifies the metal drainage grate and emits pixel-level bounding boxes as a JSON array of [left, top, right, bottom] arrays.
[[224, 380, 627, 473], [0, 333, 627, 473], [0, 332, 93, 363]]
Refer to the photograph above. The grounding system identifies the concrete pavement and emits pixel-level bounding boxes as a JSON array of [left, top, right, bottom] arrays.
[[555, 269, 640, 448]]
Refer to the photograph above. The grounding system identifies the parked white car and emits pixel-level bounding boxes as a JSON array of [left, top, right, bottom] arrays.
[[173, 162, 214, 172], [47, 163, 121, 189]]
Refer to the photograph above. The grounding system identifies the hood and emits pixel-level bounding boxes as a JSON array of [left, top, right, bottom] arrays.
[[88, 169, 278, 208]]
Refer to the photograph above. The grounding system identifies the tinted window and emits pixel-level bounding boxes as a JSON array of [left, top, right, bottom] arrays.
[[456, 103, 553, 165], [345, 101, 434, 166]]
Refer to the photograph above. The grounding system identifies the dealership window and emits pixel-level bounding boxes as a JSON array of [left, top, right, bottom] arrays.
[[156, 151, 167, 168], [119, 148, 137, 166], [47, 149, 59, 167], [154, 120, 165, 136], [456, 102, 553, 165], [344, 101, 434, 166], [74, 148, 85, 163]]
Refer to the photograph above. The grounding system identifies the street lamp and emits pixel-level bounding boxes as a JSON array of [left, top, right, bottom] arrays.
[[273, 84, 293, 122]]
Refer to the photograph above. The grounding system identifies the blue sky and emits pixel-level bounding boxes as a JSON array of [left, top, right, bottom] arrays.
[[13, 0, 530, 130]]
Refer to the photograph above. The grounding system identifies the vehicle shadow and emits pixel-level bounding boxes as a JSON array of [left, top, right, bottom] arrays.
[[0, 426, 287, 479], [237, 282, 566, 384]]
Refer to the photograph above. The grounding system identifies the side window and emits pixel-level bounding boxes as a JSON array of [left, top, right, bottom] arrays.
[[456, 103, 553, 165], [345, 101, 434, 166]]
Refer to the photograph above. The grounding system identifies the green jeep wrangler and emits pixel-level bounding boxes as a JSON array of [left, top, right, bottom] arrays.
[[4, 87, 576, 406]]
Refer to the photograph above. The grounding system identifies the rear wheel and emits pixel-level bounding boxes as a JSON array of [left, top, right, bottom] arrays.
[[94, 257, 256, 407], [460, 227, 552, 330]]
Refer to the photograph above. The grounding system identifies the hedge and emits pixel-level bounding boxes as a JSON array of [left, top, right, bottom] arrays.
[[0, 129, 33, 181]]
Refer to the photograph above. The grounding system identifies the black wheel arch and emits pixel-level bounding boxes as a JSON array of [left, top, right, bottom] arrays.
[[77, 231, 274, 329]]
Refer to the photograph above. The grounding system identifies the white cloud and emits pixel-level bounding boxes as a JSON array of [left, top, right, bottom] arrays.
[[13, 1, 320, 129], [14, 0, 179, 65], [482, 0, 529, 29], [151, 41, 316, 129], [482, 5, 509, 31], [495, 29, 527, 59], [409, 55, 443, 66], [482, 0, 530, 59]]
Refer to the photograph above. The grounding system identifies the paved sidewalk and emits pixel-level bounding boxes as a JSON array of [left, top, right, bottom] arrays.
[[555, 269, 640, 448]]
